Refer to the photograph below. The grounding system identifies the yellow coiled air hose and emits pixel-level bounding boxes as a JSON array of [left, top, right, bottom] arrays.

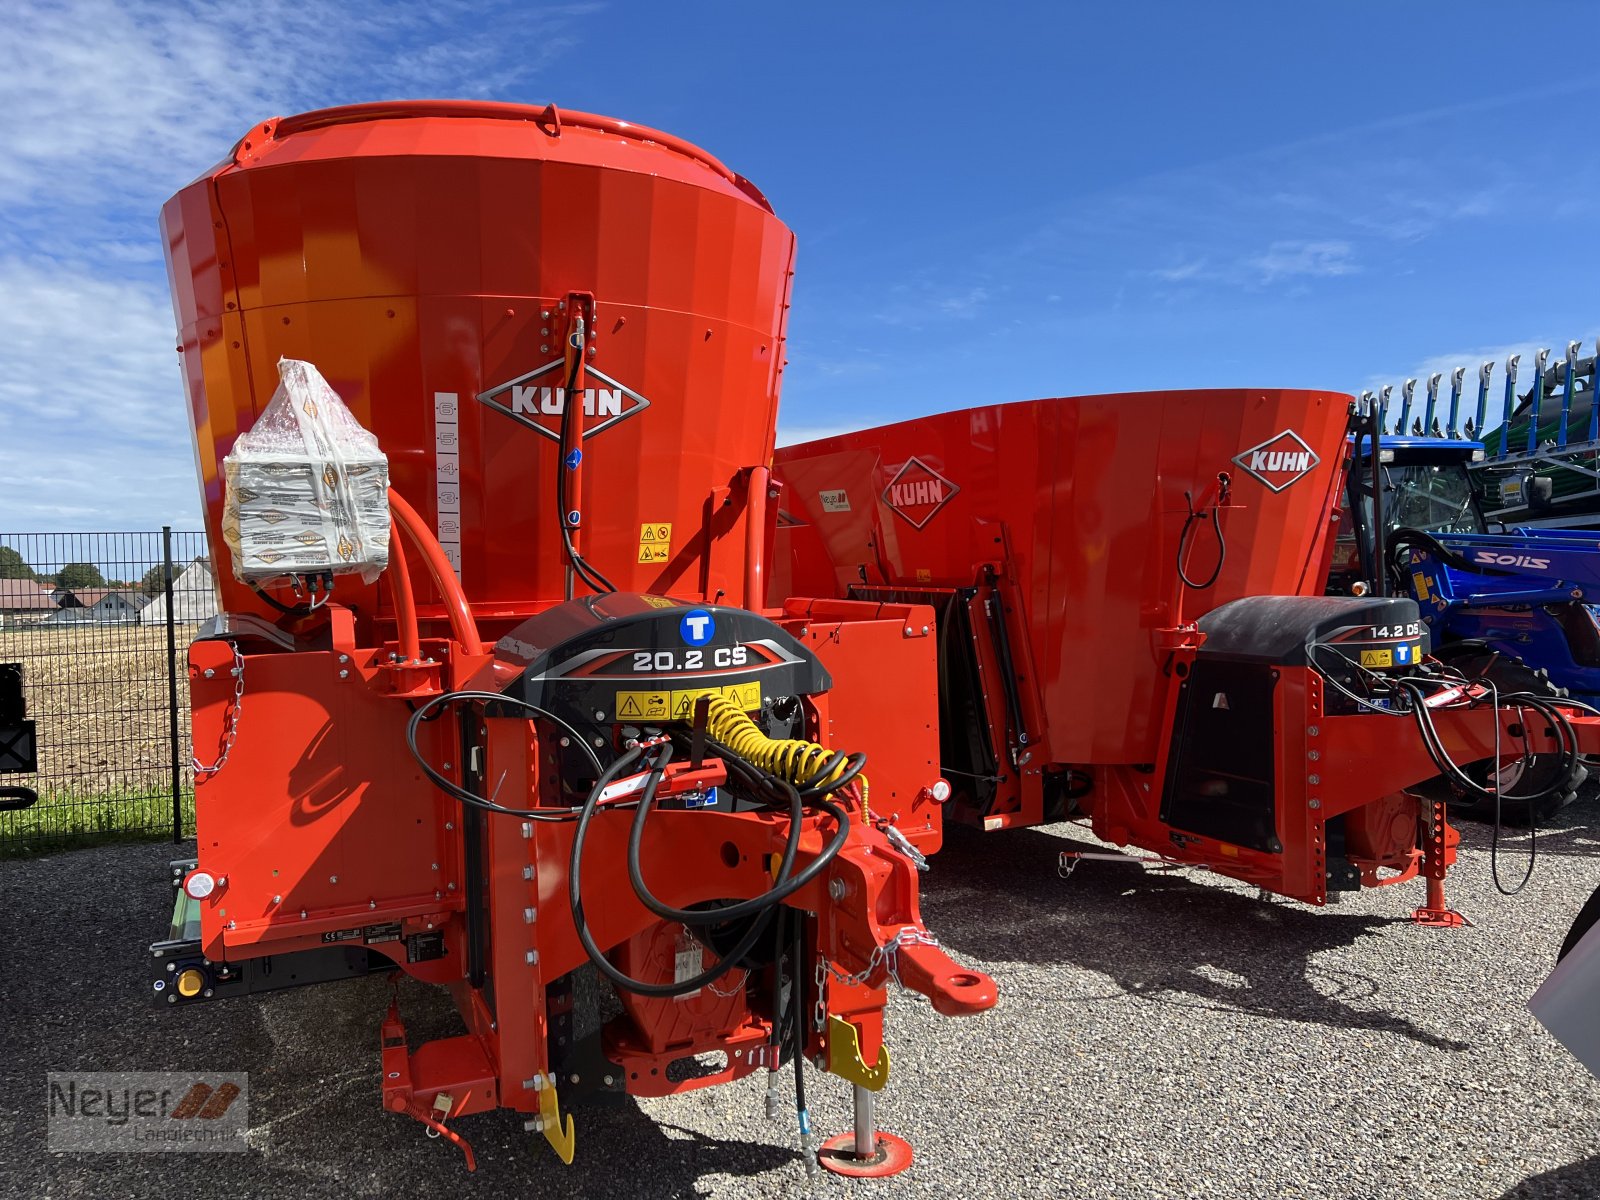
[[703, 693, 870, 819]]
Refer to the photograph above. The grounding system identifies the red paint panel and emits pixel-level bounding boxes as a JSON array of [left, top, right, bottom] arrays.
[[774, 389, 1351, 767], [163, 103, 796, 634]]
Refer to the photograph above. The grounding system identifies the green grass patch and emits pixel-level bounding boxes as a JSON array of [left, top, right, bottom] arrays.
[[0, 788, 195, 857]]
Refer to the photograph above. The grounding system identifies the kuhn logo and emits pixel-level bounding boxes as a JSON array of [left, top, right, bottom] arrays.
[[476, 360, 649, 441], [1231, 430, 1321, 493], [882, 456, 959, 529], [1473, 551, 1550, 570]]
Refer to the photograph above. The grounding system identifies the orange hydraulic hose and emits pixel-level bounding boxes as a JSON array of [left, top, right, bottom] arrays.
[[744, 465, 769, 609], [386, 517, 422, 662], [388, 488, 485, 654]]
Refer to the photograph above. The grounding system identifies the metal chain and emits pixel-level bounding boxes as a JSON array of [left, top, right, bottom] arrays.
[[826, 926, 943, 992], [193, 644, 245, 777], [707, 967, 749, 999], [812, 957, 828, 1032]]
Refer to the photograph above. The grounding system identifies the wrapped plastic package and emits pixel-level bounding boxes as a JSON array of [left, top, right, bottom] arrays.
[[221, 358, 390, 585]]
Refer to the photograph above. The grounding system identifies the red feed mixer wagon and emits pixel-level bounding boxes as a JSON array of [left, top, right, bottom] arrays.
[[772, 392, 1599, 912], [151, 100, 995, 1179]]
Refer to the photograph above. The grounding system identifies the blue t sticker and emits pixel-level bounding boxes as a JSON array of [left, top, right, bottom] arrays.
[[680, 609, 715, 647], [1395, 643, 1413, 665]]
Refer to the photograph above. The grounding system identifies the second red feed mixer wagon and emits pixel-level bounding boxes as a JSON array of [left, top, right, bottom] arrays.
[[150, 100, 996, 1180], [773, 392, 1598, 915]]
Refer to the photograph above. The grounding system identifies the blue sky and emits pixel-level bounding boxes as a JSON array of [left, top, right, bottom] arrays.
[[3, 0, 1597, 530]]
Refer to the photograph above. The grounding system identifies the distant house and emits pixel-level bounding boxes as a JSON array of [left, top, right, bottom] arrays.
[[0, 579, 61, 627], [140, 558, 219, 626], [47, 588, 151, 625]]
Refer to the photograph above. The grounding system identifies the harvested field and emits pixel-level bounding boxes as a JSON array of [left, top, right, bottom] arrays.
[[0, 621, 198, 850]]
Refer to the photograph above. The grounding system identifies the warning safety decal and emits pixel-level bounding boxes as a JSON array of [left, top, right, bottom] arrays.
[[638, 522, 671, 564]]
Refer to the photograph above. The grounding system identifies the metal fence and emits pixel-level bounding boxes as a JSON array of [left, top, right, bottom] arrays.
[[0, 530, 213, 853]]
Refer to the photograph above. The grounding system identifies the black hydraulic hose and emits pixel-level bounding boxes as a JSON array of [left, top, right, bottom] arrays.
[[796, 755, 864, 803], [555, 352, 617, 594], [982, 565, 1029, 753], [1403, 682, 1576, 804], [406, 690, 605, 820], [626, 751, 851, 925], [1394, 677, 1552, 896], [1176, 491, 1226, 590], [1485, 691, 1575, 896], [570, 745, 794, 998], [1386, 526, 1521, 581], [0, 786, 37, 812], [798, 752, 867, 798], [794, 750, 847, 793], [569, 744, 769, 997], [701, 733, 867, 802], [791, 907, 810, 1145], [251, 572, 333, 616], [1313, 632, 1580, 896]]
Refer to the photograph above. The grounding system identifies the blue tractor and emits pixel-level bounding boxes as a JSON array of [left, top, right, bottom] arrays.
[[1331, 425, 1600, 816]]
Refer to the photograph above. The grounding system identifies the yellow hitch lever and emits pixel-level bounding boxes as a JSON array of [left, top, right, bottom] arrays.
[[539, 1081, 576, 1164], [825, 1015, 890, 1092]]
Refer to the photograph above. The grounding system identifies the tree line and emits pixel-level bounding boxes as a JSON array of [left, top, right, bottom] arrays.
[[0, 547, 171, 595]]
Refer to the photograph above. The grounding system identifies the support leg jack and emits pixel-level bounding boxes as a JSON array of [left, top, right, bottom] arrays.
[[1411, 877, 1473, 928], [818, 1085, 914, 1178]]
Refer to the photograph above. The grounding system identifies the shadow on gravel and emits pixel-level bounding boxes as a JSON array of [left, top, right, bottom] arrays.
[[1501, 1154, 1600, 1199], [1452, 791, 1600, 863], [920, 822, 1471, 1052], [0, 841, 801, 1200]]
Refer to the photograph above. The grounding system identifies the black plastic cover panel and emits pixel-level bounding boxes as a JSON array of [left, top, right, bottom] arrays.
[[496, 593, 830, 725], [1197, 595, 1428, 666], [1160, 658, 1280, 852]]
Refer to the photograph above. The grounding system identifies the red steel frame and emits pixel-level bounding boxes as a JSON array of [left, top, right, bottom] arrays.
[[185, 508, 994, 1167]]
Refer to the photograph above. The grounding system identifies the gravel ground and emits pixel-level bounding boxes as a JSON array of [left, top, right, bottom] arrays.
[[4, 802, 1600, 1199]]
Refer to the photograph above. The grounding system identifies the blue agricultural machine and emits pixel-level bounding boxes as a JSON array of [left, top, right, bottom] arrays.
[[1473, 343, 1600, 531], [1335, 357, 1600, 816]]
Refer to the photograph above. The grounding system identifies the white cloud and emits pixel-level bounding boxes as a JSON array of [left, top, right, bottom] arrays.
[[0, 257, 200, 531], [874, 281, 993, 327], [1152, 259, 1208, 282], [937, 286, 989, 317], [1248, 240, 1357, 284], [0, 1, 591, 216], [0, 0, 596, 531]]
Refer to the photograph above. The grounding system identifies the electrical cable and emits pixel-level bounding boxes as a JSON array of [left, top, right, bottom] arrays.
[[703, 694, 869, 807], [1305, 643, 1413, 717], [770, 906, 790, 1059], [405, 690, 604, 820], [251, 572, 333, 616]]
